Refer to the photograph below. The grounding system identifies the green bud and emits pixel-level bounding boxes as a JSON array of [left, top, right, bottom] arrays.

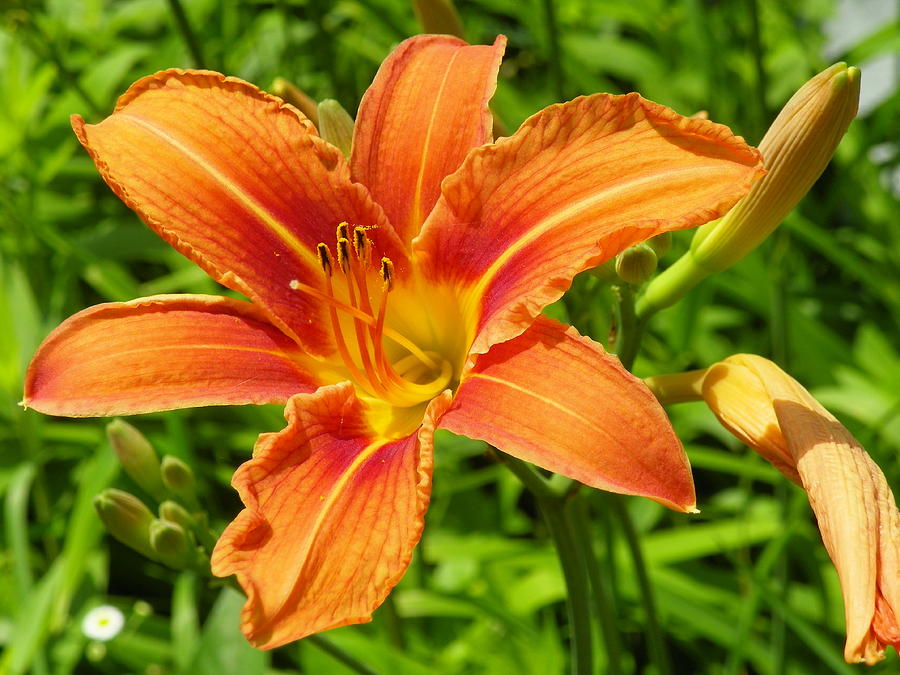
[[160, 455, 196, 499], [149, 519, 193, 569], [94, 489, 157, 560], [159, 500, 193, 530], [106, 419, 167, 502], [646, 232, 672, 258], [317, 99, 355, 158], [615, 244, 658, 285]]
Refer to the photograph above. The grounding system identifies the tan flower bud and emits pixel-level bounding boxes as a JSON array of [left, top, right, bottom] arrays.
[[691, 63, 860, 271], [317, 99, 355, 158], [412, 0, 465, 38]]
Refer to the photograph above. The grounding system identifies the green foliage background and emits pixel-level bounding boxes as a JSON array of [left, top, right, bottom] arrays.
[[1, 0, 898, 673]]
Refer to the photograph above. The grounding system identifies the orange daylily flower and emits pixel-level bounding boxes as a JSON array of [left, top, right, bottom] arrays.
[[24, 35, 764, 648], [701, 355, 900, 664]]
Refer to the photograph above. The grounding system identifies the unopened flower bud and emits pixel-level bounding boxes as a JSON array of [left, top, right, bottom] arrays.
[[160, 455, 196, 499], [149, 519, 194, 569], [412, 0, 465, 38], [639, 63, 860, 318], [691, 63, 860, 271], [646, 232, 672, 258], [271, 77, 319, 126], [317, 99, 355, 158], [106, 419, 166, 502], [94, 489, 157, 559], [615, 244, 658, 285], [159, 500, 193, 530]]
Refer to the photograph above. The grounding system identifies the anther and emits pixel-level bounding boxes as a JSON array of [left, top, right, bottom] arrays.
[[316, 243, 333, 276], [336, 222, 349, 241], [380, 257, 394, 291], [353, 227, 370, 264], [336, 238, 352, 274]]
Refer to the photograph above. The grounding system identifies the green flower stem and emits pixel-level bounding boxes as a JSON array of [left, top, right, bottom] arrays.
[[570, 497, 623, 675], [635, 253, 710, 325], [166, 0, 206, 69], [610, 496, 670, 675], [497, 453, 593, 675], [613, 283, 643, 371], [306, 634, 381, 675], [540, 0, 565, 102]]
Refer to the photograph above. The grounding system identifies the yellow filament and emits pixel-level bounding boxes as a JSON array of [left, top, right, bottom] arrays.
[[290, 227, 450, 407], [289, 279, 438, 370]]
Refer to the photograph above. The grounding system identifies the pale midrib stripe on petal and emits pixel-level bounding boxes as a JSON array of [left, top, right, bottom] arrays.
[[465, 163, 725, 306], [272, 436, 391, 620], [410, 49, 462, 232], [121, 113, 319, 269], [466, 371, 616, 443]]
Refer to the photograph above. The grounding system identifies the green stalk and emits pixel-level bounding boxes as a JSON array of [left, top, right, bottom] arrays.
[[570, 497, 623, 675], [613, 284, 643, 371], [540, 0, 565, 101], [166, 0, 207, 69], [497, 454, 593, 675], [610, 496, 670, 675], [306, 634, 381, 675]]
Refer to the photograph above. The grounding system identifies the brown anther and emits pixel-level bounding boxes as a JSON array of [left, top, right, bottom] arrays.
[[353, 227, 370, 264], [336, 238, 352, 274], [316, 243, 333, 276], [336, 222, 349, 241], [380, 257, 394, 291]]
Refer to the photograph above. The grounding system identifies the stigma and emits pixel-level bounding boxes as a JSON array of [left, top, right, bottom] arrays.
[[290, 223, 452, 407]]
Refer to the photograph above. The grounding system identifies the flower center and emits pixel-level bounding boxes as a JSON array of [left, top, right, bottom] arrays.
[[290, 223, 453, 407]]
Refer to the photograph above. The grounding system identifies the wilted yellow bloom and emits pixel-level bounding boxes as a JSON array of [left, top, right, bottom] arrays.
[[640, 63, 860, 316], [701, 355, 900, 665]]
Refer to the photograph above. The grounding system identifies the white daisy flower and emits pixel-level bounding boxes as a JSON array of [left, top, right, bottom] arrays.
[[81, 605, 125, 642]]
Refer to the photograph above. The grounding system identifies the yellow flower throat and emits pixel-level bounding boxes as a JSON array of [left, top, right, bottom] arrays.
[[290, 223, 453, 408]]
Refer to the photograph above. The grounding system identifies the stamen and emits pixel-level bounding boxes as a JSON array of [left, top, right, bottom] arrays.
[[289, 278, 438, 370], [316, 243, 333, 276], [380, 258, 394, 291], [336, 237, 351, 274], [353, 227, 370, 264], [336, 222, 349, 241]]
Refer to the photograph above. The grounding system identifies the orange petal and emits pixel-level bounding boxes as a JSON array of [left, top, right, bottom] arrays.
[[440, 316, 696, 512], [702, 355, 900, 664], [23, 295, 320, 417], [72, 69, 406, 355], [351, 35, 505, 245], [211, 383, 452, 648], [413, 94, 764, 355]]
